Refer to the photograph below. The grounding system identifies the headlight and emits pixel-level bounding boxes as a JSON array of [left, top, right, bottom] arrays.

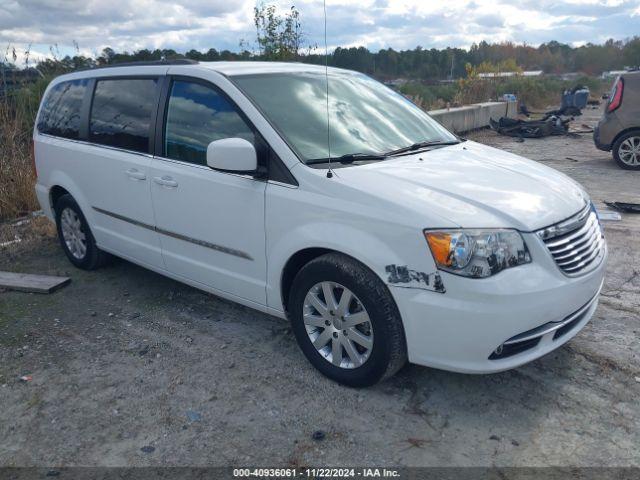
[[424, 229, 531, 278]]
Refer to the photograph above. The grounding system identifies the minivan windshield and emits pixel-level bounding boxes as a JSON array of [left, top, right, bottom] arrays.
[[233, 71, 458, 164]]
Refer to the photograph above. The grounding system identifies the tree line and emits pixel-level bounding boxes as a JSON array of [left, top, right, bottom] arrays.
[[1, 2, 638, 80], [12, 36, 636, 81]]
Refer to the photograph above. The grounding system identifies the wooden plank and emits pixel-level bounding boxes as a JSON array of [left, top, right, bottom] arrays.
[[0, 271, 71, 294]]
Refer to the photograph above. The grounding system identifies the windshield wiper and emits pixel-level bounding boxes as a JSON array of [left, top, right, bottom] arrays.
[[305, 140, 461, 165], [384, 139, 461, 157], [306, 152, 387, 165]]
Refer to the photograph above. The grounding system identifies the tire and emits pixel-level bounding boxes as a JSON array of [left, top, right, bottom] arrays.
[[54, 194, 109, 270], [612, 130, 640, 170], [288, 253, 407, 387]]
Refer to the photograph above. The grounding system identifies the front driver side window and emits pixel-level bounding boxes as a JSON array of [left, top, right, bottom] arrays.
[[164, 80, 254, 165]]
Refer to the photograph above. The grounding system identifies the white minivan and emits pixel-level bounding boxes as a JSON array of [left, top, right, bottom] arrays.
[[34, 60, 607, 386]]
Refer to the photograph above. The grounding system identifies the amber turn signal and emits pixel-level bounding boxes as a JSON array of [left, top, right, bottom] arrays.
[[424, 232, 452, 267]]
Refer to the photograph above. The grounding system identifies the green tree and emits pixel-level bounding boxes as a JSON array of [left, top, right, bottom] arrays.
[[97, 47, 115, 65], [253, 3, 303, 60], [622, 37, 640, 67]]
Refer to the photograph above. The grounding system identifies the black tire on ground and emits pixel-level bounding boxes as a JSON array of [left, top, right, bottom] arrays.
[[288, 252, 407, 387], [54, 194, 109, 270], [612, 129, 640, 170]]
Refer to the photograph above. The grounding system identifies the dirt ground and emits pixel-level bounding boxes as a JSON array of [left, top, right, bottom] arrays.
[[0, 107, 638, 468]]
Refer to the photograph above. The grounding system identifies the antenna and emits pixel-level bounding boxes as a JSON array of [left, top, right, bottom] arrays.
[[323, 0, 333, 178]]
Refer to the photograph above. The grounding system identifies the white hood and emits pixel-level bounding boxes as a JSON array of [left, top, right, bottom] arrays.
[[336, 140, 588, 231]]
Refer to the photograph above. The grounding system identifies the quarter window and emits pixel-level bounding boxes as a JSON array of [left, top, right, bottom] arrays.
[[164, 80, 254, 165], [89, 78, 158, 153], [38, 79, 88, 139]]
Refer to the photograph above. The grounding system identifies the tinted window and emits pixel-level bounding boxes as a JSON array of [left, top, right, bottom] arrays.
[[89, 78, 158, 153], [38, 79, 88, 139], [164, 80, 254, 165]]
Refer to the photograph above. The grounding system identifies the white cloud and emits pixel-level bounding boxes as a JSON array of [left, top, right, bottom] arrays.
[[0, 0, 637, 62]]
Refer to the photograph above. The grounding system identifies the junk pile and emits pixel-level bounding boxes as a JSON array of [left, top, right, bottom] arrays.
[[491, 86, 594, 139], [490, 116, 571, 138], [605, 201, 640, 214]]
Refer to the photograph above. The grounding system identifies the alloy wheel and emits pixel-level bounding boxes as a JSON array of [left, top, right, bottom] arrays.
[[60, 207, 87, 260], [618, 136, 640, 166], [303, 281, 374, 368]]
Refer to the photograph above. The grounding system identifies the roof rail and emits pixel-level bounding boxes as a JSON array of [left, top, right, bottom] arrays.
[[87, 59, 199, 70]]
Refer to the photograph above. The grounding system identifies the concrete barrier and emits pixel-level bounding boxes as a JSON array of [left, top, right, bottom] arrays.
[[429, 101, 517, 133]]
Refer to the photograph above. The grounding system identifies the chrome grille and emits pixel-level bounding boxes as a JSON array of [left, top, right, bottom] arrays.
[[538, 205, 605, 276]]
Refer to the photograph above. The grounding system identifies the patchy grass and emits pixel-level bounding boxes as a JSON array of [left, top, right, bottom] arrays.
[[0, 78, 50, 220], [401, 75, 609, 111], [469, 75, 609, 108], [399, 82, 458, 110], [0, 215, 56, 253], [0, 102, 37, 220]]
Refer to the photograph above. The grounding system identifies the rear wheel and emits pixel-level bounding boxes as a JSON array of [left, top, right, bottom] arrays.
[[288, 253, 407, 387], [55, 194, 108, 270], [613, 130, 640, 170]]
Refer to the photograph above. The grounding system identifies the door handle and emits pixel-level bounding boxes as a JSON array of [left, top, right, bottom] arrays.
[[125, 168, 146, 180], [153, 176, 178, 188]]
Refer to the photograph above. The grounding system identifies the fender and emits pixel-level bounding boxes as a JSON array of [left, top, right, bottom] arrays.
[[266, 221, 441, 312], [45, 170, 94, 224]]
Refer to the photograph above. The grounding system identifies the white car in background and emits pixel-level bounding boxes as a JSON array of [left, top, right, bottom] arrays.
[[33, 60, 606, 386]]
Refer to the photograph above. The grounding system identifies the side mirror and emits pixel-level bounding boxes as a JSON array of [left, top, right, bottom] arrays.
[[206, 138, 257, 173]]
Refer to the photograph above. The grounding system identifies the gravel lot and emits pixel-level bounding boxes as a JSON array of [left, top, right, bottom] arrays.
[[1, 107, 638, 468]]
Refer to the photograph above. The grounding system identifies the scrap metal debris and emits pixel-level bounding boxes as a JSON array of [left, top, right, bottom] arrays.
[[605, 202, 640, 214], [519, 104, 582, 118], [599, 211, 622, 222], [0, 235, 21, 248], [490, 116, 571, 138], [495, 85, 594, 139], [0, 210, 45, 228]]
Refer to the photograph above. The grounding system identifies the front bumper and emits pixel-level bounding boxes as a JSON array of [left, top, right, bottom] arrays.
[[390, 233, 607, 373]]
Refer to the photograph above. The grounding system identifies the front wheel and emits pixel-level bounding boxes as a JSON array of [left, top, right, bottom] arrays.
[[613, 130, 640, 170], [288, 253, 407, 387]]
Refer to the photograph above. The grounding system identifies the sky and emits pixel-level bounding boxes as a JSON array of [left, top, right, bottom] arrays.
[[1, 0, 639, 64]]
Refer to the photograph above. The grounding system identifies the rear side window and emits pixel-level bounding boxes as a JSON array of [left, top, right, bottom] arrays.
[[89, 78, 158, 153], [164, 80, 254, 165], [38, 79, 88, 139]]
